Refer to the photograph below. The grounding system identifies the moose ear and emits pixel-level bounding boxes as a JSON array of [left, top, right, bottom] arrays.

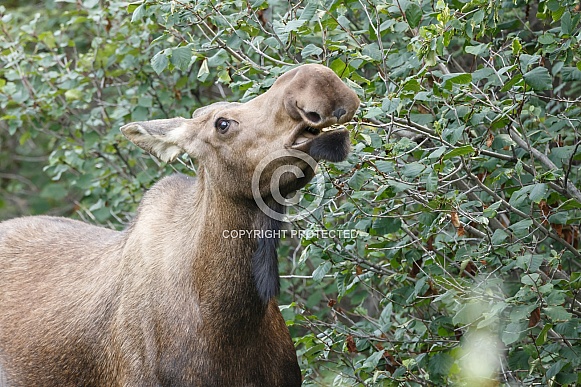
[[120, 118, 190, 163]]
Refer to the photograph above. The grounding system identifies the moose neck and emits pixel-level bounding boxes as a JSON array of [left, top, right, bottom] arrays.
[[184, 167, 283, 326]]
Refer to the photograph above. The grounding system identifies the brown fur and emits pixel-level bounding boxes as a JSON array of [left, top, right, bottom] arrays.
[[0, 64, 360, 386]]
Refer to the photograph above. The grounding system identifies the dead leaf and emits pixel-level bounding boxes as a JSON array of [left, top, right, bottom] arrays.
[[346, 335, 357, 353], [382, 350, 398, 373], [410, 258, 422, 278], [451, 210, 461, 228], [528, 307, 541, 327], [460, 260, 477, 277], [426, 235, 434, 251], [486, 132, 494, 147], [552, 223, 563, 237], [539, 200, 551, 226]]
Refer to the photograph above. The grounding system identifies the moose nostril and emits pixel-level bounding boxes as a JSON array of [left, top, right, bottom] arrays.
[[333, 108, 347, 120], [305, 111, 322, 123]]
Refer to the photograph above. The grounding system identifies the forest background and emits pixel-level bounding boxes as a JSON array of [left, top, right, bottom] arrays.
[[1, 0, 580, 385]]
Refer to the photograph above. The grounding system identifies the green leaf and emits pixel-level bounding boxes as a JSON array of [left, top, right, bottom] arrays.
[[441, 73, 472, 89], [544, 306, 572, 321], [561, 66, 581, 81], [405, 3, 422, 29], [280, 19, 305, 33], [387, 180, 414, 192], [465, 43, 489, 56], [381, 97, 401, 114], [428, 146, 447, 160], [64, 89, 82, 101], [509, 186, 533, 206], [363, 107, 383, 119], [491, 133, 516, 149], [442, 125, 465, 145], [363, 350, 385, 369], [546, 360, 566, 380], [516, 254, 544, 272], [484, 201, 503, 218], [550, 145, 575, 161], [301, 44, 323, 57], [272, 19, 303, 44], [472, 68, 495, 82], [560, 11, 572, 35], [424, 50, 437, 67], [130, 3, 146, 21], [402, 79, 421, 92], [39, 183, 68, 200], [521, 273, 540, 286], [83, 0, 99, 8], [372, 217, 402, 235], [151, 50, 169, 75], [426, 171, 438, 192], [559, 198, 581, 210], [127, 1, 143, 13], [453, 302, 482, 325], [312, 261, 332, 282], [512, 38, 522, 55], [329, 58, 348, 76], [538, 33, 555, 45], [529, 183, 548, 203], [443, 145, 475, 160], [523, 66, 552, 90], [535, 323, 552, 346], [207, 49, 229, 67], [428, 353, 453, 376], [519, 54, 542, 70], [197, 59, 209, 81], [548, 211, 568, 225], [508, 350, 530, 370], [509, 219, 533, 234], [375, 160, 394, 173], [218, 69, 231, 84], [501, 73, 523, 92], [171, 46, 192, 71], [39, 31, 56, 49], [299, 1, 318, 21], [348, 169, 372, 190], [362, 43, 383, 61], [502, 321, 527, 345], [402, 162, 425, 178]]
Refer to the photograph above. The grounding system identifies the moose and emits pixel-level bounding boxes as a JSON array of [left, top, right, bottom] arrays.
[[0, 64, 360, 386]]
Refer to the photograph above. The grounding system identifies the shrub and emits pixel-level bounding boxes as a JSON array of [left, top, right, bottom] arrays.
[[1, 0, 580, 385]]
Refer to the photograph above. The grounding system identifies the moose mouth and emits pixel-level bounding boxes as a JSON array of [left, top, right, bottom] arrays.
[[287, 124, 350, 162], [291, 125, 321, 147]]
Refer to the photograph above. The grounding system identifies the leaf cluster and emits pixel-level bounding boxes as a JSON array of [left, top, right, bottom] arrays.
[[1, 0, 581, 385]]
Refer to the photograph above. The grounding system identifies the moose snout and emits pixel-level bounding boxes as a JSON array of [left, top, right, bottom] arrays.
[[266, 64, 359, 129], [294, 103, 356, 128], [300, 107, 349, 127], [333, 108, 347, 120]]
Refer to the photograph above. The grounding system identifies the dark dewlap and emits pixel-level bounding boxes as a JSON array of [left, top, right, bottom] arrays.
[[251, 205, 283, 304]]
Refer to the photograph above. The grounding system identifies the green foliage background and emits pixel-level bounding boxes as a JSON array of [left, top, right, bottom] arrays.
[[1, 0, 580, 385]]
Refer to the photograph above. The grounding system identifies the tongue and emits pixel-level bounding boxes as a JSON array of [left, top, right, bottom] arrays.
[[293, 135, 311, 145]]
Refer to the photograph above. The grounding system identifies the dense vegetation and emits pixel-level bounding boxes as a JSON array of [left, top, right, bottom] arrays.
[[1, 0, 580, 385]]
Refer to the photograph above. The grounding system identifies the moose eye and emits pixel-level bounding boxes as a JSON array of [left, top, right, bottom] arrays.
[[215, 118, 230, 134]]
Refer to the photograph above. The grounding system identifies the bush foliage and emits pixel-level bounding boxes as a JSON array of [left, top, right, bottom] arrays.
[[1, 0, 580, 385]]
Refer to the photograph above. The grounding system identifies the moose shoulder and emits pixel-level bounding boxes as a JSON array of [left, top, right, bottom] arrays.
[[0, 64, 360, 386]]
